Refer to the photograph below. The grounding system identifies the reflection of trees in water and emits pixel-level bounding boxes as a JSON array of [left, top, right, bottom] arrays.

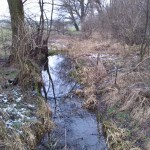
[[54, 56, 74, 84], [43, 58, 56, 102], [60, 56, 75, 86], [44, 55, 76, 99]]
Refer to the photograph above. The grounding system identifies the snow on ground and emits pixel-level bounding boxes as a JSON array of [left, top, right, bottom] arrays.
[[0, 87, 38, 132]]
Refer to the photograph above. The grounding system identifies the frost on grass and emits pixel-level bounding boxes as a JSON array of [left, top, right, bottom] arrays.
[[0, 88, 37, 132], [0, 87, 53, 150]]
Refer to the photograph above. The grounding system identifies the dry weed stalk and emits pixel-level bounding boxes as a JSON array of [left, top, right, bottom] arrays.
[[104, 86, 121, 106]]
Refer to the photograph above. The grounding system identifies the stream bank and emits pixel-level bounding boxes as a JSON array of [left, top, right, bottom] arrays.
[[0, 64, 54, 150]]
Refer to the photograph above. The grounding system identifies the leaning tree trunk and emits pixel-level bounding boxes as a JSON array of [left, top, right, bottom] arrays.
[[70, 11, 80, 31], [7, 0, 25, 63]]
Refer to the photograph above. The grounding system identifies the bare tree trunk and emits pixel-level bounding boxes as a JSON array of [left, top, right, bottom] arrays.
[[70, 11, 80, 31], [140, 0, 149, 60], [7, 0, 25, 63]]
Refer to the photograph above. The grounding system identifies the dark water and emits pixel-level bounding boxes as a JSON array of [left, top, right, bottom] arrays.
[[38, 55, 107, 150]]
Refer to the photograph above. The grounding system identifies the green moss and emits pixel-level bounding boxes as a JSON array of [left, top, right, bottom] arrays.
[[34, 82, 41, 96], [116, 112, 129, 121], [0, 70, 18, 79], [66, 30, 81, 36], [13, 121, 22, 129], [108, 106, 117, 115], [78, 59, 86, 66], [96, 111, 102, 123], [9, 71, 18, 78], [48, 50, 58, 56], [68, 70, 77, 79]]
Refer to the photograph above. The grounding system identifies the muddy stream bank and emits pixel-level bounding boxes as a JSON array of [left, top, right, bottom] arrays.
[[37, 55, 107, 150]]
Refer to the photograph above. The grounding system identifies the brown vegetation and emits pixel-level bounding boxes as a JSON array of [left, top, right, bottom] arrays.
[[0, 76, 54, 149], [0, 66, 53, 149], [50, 33, 150, 150], [0, 0, 150, 149]]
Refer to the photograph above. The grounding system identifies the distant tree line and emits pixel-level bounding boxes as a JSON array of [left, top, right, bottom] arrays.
[[6, 0, 150, 65], [57, 0, 150, 58]]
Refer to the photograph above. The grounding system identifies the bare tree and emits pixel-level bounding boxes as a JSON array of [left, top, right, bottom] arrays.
[[103, 0, 149, 47], [7, 0, 25, 63], [59, 0, 90, 31], [7, 0, 56, 97], [140, 0, 150, 59]]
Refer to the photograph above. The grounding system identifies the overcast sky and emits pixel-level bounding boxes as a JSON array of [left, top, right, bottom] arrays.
[[0, 0, 9, 18], [0, 0, 57, 20], [0, 0, 110, 20]]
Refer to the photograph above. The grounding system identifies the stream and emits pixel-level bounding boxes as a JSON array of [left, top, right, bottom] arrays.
[[37, 55, 107, 150]]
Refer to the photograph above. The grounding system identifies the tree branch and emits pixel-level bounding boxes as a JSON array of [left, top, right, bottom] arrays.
[[23, 0, 27, 4]]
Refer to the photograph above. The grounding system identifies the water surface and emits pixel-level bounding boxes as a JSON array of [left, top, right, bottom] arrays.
[[39, 55, 107, 150]]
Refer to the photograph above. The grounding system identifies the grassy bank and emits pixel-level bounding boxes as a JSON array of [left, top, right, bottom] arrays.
[[0, 61, 54, 149], [49, 33, 150, 150]]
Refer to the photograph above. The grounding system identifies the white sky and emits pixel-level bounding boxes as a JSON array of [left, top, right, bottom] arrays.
[[0, 0, 9, 18], [0, 0, 57, 20], [0, 0, 110, 20]]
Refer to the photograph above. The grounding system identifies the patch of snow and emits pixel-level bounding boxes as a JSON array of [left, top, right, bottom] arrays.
[[89, 53, 117, 61], [25, 116, 37, 122], [20, 108, 26, 112], [62, 44, 66, 48], [12, 90, 19, 96], [16, 97, 22, 102], [12, 104, 17, 107], [1, 90, 38, 131], [28, 104, 35, 108], [5, 120, 13, 127], [19, 114, 25, 119], [6, 106, 14, 113], [2, 97, 8, 103]]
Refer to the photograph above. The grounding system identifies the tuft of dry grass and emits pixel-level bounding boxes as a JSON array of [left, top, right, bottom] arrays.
[[83, 94, 97, 110], [103, 121, 141, 150], [121, 88, 150, 122], [102, 68, 150, 123]]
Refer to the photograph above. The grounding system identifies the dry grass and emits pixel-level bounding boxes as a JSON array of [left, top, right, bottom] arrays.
[[83, 94, 97, 110], [102, 58, 150, 123], [49, 34, 124, 57], [52, 33, 150, 149], [120, 88, 150, 122], [0, 95, 54, 150], [97, 48, 150, 149], [103, 121, 141, 150], [73, 62, 107, 110]]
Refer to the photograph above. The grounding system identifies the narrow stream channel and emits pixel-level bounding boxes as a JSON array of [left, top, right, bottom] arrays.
[[38, 55, 107, 150]]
